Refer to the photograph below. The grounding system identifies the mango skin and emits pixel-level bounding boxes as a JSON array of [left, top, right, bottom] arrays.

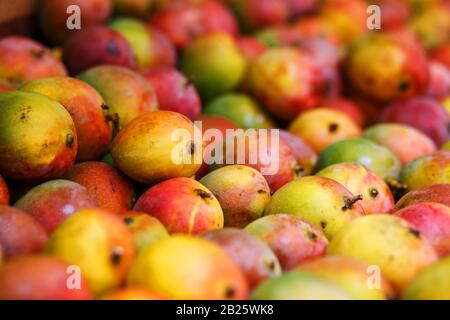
[[111, 111, 203, 184], [297, 256, 394, 300], [0, 37, 67, 87], [109, 18, 176, 69], [200, 165, 270, 228], [316, 163, 395, 214], [204, 93, 275, 129], [0, 91, 77, 183], [264, 176, 364, 239], [395, 184, 450, 210], [101, 286, 167, 300], [0, 255, 93, 300], [123, 212, 169, 253], [181, 32, 246, 101], [363, 123, 437, 167], [395, 202, 450, 257], [39, 0, 112, 46], [244, 214, 328, 270], [251, 271, 351, 300], [21, 77, 112, 162], [0, 206, 48, 260], [247, 48, 326, 121], [78, 66, 158, 129], [127, 235, 249, 299], [402, 256, 450, 300], [400, 151, 450, 190], [134, 177, 223, 235], [64, 162, 136, 214], [443, 140, 450, 151], [202, 228, 281, 289], [315, 138, 402, 180], [46, 209, 135, 296], [0, 175, 9, 205], [328, 214, 438, 292], [289, 108, 362, 153], [345, 33, 429, 102], [15, 180, 98, 235]]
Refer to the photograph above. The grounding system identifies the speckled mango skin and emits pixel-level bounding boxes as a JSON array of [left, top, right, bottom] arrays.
[[328, 214, 438, 292], [345, 34, 429, 102], [363, 123, 437, 167], [315, 138, 402, 180], [0, 91, 77, 183], [297, 256, 394, 300], [316, 163, 395, 214], [251, 271, 351, 300], [200, 165, 270, 228], [133, 177, 223, 235], [46, 209, 135, 296], [21, 77, 112, 162], [181, 32, 246, 101], [127, 235, 249, 300], [111, 111, 203, 184], [78, 65, 158, 129], [400, 151, 450, 190], [264, 176, 364, 239], [402, 256, 450, 300]]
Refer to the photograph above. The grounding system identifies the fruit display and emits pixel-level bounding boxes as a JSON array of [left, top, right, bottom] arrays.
[[0, 0, 449, 301]]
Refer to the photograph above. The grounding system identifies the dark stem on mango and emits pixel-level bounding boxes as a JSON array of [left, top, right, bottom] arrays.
[[342, 195, 363, 211], [106, 113, 121, 133], [66, 134, 74, 148], [194, 189, 213, 200]]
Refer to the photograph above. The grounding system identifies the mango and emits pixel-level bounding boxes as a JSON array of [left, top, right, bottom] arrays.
[[20, 77, 112, 162], [402, 256, 450, 300], [244, 214, 328, 270], [315, 138, 402, 180], [395, 202, 450, 257], [123, 212, 169, 252], [0, 206, 48, 260], [0, 91, 77, 183], [15, 180, 98, 234], [345, 33, 429, 102], [395, 184, 450, 209], [328, 214, 438, 291], [202, 228, 281, 288], [0, 175, 9, 205], [297, 256, 395, 300], [0, 256, 92, 300], [400, 151, 450, 190], [64, 162, 136, 214], [78, 65, 158, 129], [109, 18, 176, 69], [181, 33, 246, 101], [0, 37, 67, 87], [289, 108, 361, 153], [39, 0, 112, 45], [200, 165, 270, 228], [204, 93, 275, 129], [128, 235, 249, 299], [247, 47, 327, 121], [251, 271, 351, 300], [363, 123, 437, 167], [316, 163, 395, 214], [134, 177, 223, 234], [46, 209, 135, 295], [111, 111, 203, 184], [63, 26, 137, 75], [140, 66, 201, 120], [264, 176, 364, 239]]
